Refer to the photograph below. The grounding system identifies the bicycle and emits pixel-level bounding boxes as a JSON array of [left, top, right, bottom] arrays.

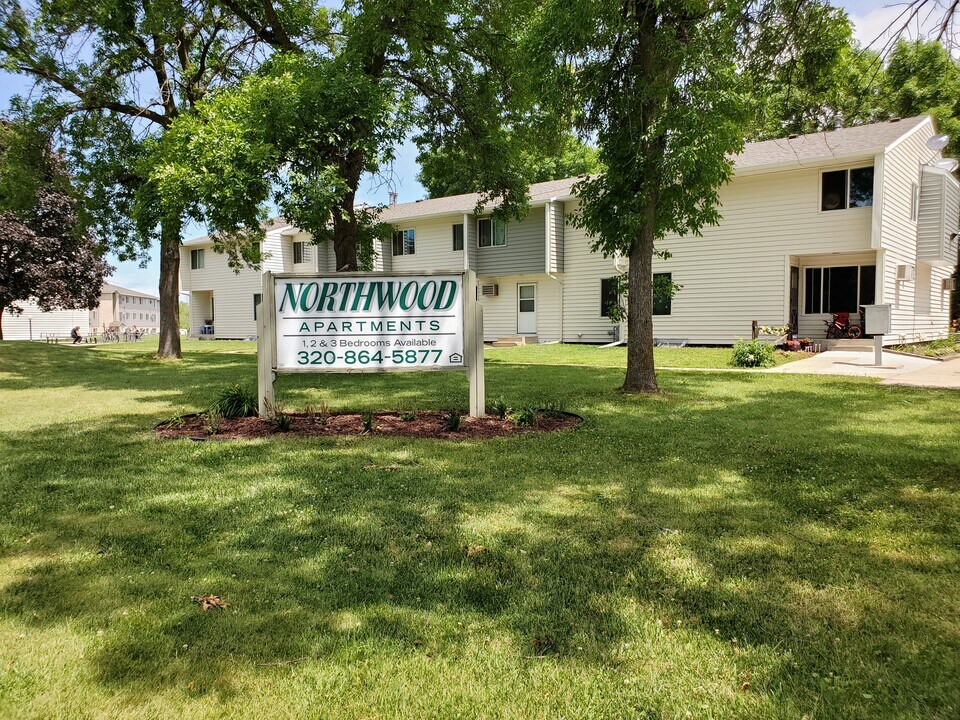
[[824, 312, 863, 339]]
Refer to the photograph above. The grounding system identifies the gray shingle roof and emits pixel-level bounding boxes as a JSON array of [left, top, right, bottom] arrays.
[[734, 115, 929, 170], [378, 116, 931, 222]]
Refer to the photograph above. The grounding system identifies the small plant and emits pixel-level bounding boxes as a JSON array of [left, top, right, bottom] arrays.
[[540, 398, 567, 418], [264, 399, 293, 432], [361, 411, 375, 434], [732, 338, 776, 368], [168, 408, 189, 429], [509, 406, 537, 427], [490, 396, 508, 420], [441, 409, 462, 432], [204, 409, 223, 435], [209, 384, 257, 418], [304, 402, 329, 426], [399, 408, 418, 422]]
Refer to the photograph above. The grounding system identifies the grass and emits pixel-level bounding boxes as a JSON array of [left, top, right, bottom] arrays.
[[893, 332, 960, 358], [486, 342, 809, 368], [0, 340, 958, 719]]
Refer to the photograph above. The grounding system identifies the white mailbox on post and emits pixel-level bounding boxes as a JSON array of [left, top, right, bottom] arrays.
[[861, 304, 891, 366], [862, 304, 891, 336]]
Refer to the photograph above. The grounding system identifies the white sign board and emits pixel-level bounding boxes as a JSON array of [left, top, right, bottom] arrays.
[[258, 271, 484, 417], [274, 274, 465, 371]]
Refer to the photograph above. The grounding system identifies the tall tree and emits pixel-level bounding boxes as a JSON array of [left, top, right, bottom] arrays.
[[417, 131, 602, 199], [526, 0, 843, 393], [145, 0, 542, 269], [0, 0, 269, 358], [0, 120, 111, 340]]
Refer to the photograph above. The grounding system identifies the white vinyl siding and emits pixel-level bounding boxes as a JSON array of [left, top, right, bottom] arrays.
[[477, 206, 546, 277], [878, 118, 952, 342], [1, 300, 92, 340], [477, 273, 561, 342], [183, 241, 262, 338], [390, 216, 464, 273], [546, 201, 565, 273]]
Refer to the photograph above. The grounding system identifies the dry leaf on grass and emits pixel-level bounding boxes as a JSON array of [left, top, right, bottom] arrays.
[[194, 594, 228, 610], [465, 545, 488, 558]]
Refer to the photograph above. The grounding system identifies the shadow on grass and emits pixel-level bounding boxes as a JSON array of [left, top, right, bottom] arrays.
[[0, 347, 958, 716]]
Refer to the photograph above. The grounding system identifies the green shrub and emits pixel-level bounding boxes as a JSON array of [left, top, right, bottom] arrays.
[[399, 408, 418, 422], [210, 384, 258, 418], [732, 339, 776, 368], [490, 397, 508, 420], [509, 406, 537, 427], [442, 409, 462, 432]]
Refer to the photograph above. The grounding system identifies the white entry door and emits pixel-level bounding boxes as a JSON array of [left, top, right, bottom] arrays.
[[517, 284, 537, 335]]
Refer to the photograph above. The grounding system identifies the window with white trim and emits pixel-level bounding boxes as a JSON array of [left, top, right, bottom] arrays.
[[392, 229, 415, 256], [190, 249, 205, 270], [821, 167, 874, 211], [804, 265, 875, 314], [911, 182, 919, 221], [478, 217, 506, 247], [293, 240, 310, 264], [452, 223, 464, 251]]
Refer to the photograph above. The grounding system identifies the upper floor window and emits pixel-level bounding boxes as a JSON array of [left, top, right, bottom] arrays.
[[478, 217, 506, 247], [821, 167, 874, 211], [190, 249, 205, 270], [452, 223, 464, 251], [293, 240, 310, 264], [392, 229, 415, 256], [911, 182, 919, 221]]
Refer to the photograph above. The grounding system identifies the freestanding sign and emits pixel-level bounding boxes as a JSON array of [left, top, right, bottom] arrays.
[[258, 271, 485, 416]]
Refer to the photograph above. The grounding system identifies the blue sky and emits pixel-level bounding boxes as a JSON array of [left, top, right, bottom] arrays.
[[0, 1, 939, 295]]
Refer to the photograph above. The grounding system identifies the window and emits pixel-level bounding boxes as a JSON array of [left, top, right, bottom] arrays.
[[911, 182, 920, 221], [821, 167, 874, 211], [293, 241, 309, 264], [190, 248, 205, 270], [392, 229, 415, 256], [600, 277, 620, 318], [804, 265, 875, 313], [653, 272, 673, 316], [452, 223, 464, 251], [601, 274, 673, 317], [478, 217, 506, 247], [253, 293, 262, 320]]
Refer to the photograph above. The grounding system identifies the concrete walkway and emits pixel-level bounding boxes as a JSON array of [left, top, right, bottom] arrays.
[[765, 350, 939, 379], [880, 356, 960, 389]]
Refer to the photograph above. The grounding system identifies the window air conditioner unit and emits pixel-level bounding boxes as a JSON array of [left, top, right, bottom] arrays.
[[481, 283, 499, 297], [943, 277, 958, 291], [896, 264, 916, 281]]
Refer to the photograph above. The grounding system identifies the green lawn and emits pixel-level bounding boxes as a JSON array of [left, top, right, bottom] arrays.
[[1, 340, 958, 719]]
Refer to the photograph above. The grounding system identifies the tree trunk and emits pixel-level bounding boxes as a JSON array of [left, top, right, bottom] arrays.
[[331, 147, 366, 271], [0, 303, 5, 341], [157, 217, 182, 359], [332, 202, 359, 271], [622, 223, 658, 393]]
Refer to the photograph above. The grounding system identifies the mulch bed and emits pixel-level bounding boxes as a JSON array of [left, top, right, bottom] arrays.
[[155, 410, 582, 441]]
